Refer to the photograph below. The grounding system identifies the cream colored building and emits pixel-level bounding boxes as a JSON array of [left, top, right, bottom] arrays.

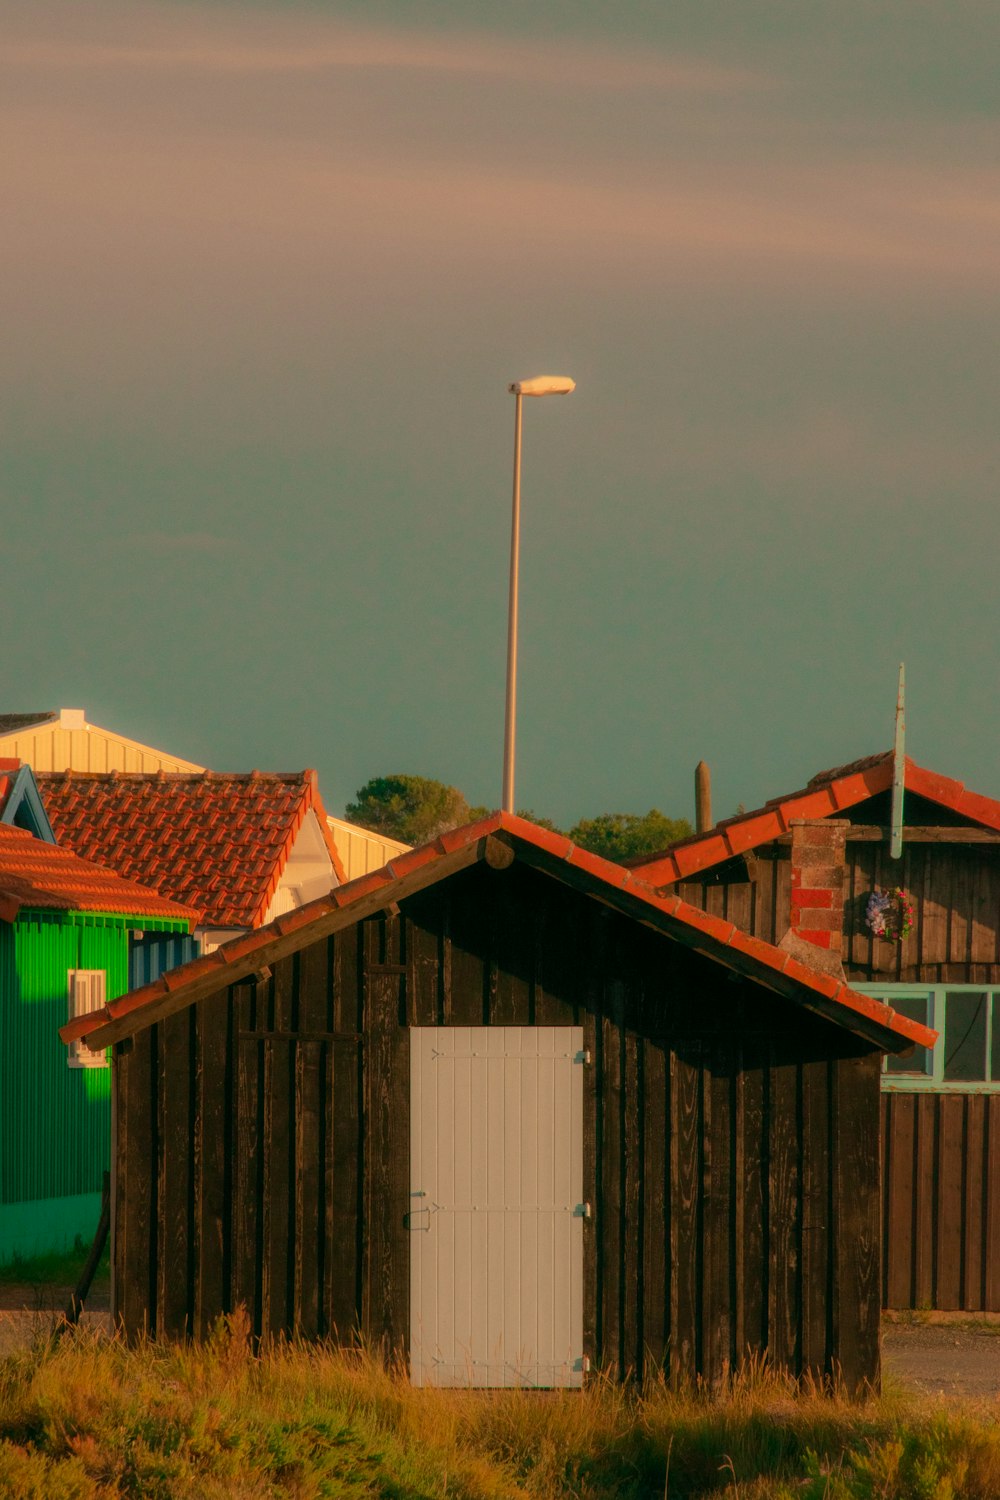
[[0, 709, 202, 774], [326, 816, 410, 882]]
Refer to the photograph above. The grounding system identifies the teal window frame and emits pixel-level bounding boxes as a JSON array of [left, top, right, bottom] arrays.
[[872, 984, 1000, 1092]]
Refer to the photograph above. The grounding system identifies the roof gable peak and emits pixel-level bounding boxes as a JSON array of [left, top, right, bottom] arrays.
[[628, 752, 1000, 889]]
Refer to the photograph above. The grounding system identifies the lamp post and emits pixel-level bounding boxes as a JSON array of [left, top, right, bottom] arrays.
[[502, 374, 576, 814]]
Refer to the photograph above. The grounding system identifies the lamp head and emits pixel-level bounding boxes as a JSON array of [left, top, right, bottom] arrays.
[[508, 375, 576, 397]]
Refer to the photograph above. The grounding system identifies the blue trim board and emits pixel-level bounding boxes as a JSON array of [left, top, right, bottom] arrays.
[[1, 765, 56, 842]]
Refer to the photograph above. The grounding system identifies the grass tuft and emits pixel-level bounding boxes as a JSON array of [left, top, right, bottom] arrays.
[[1, 1320, 999, 1498]]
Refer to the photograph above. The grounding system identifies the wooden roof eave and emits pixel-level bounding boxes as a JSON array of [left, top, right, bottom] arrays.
[[71, 834, 495, 1052], [67, 820, 931, 1058]]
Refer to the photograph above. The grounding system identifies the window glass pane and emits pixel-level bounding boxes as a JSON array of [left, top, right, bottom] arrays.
[[944, 992, 988, 1082], [884, 995, 930, 1075], [991, 995, 1000, 1083]]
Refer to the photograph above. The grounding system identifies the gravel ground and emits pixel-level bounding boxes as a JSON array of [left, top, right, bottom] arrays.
[[0, 1281, 111, 1357], [882, 1322, 1000, 1399]]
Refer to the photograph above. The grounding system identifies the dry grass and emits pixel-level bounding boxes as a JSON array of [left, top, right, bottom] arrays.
[[1, 1316, 999, 1498]]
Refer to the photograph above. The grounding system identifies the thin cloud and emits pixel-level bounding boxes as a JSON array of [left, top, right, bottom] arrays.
[[1, 21, 769, 95], [124, 531, 231, 553], [4, 103, 995, 288]]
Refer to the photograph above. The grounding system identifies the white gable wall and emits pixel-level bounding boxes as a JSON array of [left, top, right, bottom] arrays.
[[261, 808, 338, 925]]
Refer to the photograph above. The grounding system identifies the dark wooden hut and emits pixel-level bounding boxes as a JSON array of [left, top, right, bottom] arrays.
[[630, 752, 1000, 1313], [62, 815, 928, 1390]]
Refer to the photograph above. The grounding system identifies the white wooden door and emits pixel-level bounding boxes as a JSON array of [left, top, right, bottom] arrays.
[[409, 1026, 585, 1387]]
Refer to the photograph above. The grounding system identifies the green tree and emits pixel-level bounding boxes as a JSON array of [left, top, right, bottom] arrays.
[[568, 809, 693, 862], [345, 775, 471, 845]]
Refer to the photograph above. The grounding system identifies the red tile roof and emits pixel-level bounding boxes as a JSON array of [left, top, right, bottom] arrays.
[[38, 770, 345, 930], [0, 823, 199, 924], [625, 754, 1000, 888], [62, 813, 935, 1056]]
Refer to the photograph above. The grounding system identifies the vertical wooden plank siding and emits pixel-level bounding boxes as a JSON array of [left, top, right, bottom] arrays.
[[113, 860, 883, 1385], [800, 1059, 831, 1380], [194, 993, 229, 1339], [262, 962, 294, 1339], [881, 1092, 916, 1309], [363, 959, 409, 1350], [883, 1092, 1000, 1311], [767, 1051, 800, 1375], [156, 1009, 192, 1338], [736, 1042, 767, 1361], [640, 1028, 668, 1371], [294, 944, 326, 1339], [703, 1042, 732, 1386], [832, 1054, 881, 1391], [669, 1043, 701, 1382], [233, 985, 263, 1334]]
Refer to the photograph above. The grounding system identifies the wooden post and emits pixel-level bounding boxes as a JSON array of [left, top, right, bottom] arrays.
[[61, 1171, 111, 1329], [695, 761, 712, 834]]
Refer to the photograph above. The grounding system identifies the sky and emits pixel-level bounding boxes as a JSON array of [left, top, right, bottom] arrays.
[[2, 0, 998, 828]]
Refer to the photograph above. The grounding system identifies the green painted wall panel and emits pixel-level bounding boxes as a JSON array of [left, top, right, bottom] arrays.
[[0, 913, 126, 1208], [0, 1191, 104, 1265]]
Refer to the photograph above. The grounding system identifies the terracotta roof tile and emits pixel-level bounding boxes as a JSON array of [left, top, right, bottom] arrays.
[[806, 752, 893, 788], [63, 811, 935, 1055], [38, 770, 344, 928], [0, 823, 198, 923]]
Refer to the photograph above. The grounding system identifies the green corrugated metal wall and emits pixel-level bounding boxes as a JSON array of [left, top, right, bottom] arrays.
[[0, 910, 188, 1260]]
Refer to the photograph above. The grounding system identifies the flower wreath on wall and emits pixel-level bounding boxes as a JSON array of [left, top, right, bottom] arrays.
[[865, 887, 915, 943]]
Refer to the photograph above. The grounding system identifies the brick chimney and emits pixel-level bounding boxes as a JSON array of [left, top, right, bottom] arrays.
[[781, 818, 848, 978]]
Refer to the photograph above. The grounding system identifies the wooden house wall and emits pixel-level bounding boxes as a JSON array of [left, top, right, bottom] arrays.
[[881, 1091, 1000, 1311], [675, 840, 1000, 986], [112, 860, 882, 1388], [677, 833, 1000, 1311]]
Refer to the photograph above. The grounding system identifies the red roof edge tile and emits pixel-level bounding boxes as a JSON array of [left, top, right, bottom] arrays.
[[248, 774, 311, 928], [905, 760, 1000, 833], [386, 843, 443, 880], [307, 773, 347, 886], [437, 814, 505, 853], [0, 895, 20, 923], [62, 1007, 112, 1043]]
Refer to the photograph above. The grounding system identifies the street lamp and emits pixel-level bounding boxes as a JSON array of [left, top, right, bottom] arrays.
[[502, 374, 576, 814]]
